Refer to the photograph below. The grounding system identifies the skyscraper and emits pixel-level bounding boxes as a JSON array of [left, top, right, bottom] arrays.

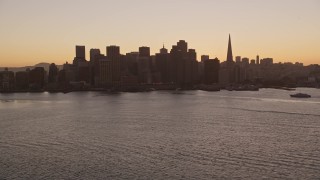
[[90, 49, 101, 62], [160, 44, 168, 54], [106, 46, 121, 85], [139, 46, 150, 57], [76, 45, 85, 59], [227, 34, 233, 62], [256, 55, 260, 65]]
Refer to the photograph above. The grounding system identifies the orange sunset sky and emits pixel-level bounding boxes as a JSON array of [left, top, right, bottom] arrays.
[[0, 0, 319, 67]]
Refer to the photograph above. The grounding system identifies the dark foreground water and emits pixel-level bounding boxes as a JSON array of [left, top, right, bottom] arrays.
[[0, 88, 320, 179]]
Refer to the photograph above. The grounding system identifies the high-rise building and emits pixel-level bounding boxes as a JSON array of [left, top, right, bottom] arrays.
[[160, 44, 168, 54], [107, 46, 120, 58], [99, 58, 113, 86], [235, 56, 241, 63], [139, 46, 150, 57], [260, 58, 273, 66], [203, 58, 220, 84], [0, 69, 15, 91], [227, 34, 233, 62], [201, 55, 209, 62], [155, 47, 170, 83], [256, 55, 260, 65], [138, 47, 151, 84], [177, 40, 188, 53], [106, 46, 121, 85], [76, 45, 85, 59], [48, 63, 58, 83], [29, 67, 45, 89], [90, 49, 101, 62], [188, 49, 196, 60], [15, 71, 29, 90], [242, 57, 249, 65]]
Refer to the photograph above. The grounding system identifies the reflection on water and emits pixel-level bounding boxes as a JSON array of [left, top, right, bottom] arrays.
[[0, 88, 320, 179]]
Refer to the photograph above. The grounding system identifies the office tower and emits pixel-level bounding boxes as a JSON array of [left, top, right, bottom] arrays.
[[15, 71, 29, 90], [242, 57, 249, 65], [89, 49, 102, 86], [227, 34, 233, 62], [48, 63, 58, 83], [76, 45, 85, 59], [0, 69, 15, 91], [139, 46, 150, 57], [138, 47, 151, 83], [256, 55, 260, 65], [99, 58, 113, 86], [235, 56, 241, 63], [160, 44, 168, 54], [177, 40, 188, 53], [90, 49, 101, 62], [107, 46, 120, 58], [188, 49, 196, 60], [203, 58, 220, 84], [106, 46, 121, 85], [201, 55, 209, 62], [250, 59, 256, 64], [260, 58, 273, 66], [155, 45, 170, 83], [29, 67, 45, 89], [170, 40, 198, 86], [126, 52, 139, 77]]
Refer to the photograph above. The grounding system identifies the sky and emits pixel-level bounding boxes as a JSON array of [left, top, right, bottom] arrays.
[[0, 0, 319, 67]]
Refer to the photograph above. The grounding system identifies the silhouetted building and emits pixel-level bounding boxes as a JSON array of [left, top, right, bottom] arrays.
[[155, 45, 170, 83], [201, 55, 209, 62], [15, 71, 29, 90], [204, 58, 220, 84], [89, 49, 102, 85], [107, 46, 121, 85], [220, 35, 236, 84], [139, 46, 150, 57], [227, 34, 233, 62], [256, 55, 260, 65], [76, 45, 85, 59], [29, 67, 46, 90], [0, 68, 15, 91], [160, 44, 168, 54], [63, 62, 77, 82], [177, 40, 188, 53], [77, 62, 90, 83], [90, 49, 101, 62], [48, 63, 59, 83], [99, 58, 113, 86], [57, 69, 67, 84], [235, 56, 241, 63], [261, 58, 273, 66], [136, 46, 152, 83], [170, 40, 198, 87], [242, 57, 249, 65], [73, 46, 87, 66]]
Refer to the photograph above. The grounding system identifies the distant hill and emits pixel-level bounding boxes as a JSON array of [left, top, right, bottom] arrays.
[[0, 63, 63, 73]]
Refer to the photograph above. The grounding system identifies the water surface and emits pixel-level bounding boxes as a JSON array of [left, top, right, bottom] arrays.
[[1, 88, 320, 179]]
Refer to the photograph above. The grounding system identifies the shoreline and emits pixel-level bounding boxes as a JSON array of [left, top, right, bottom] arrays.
[[0, 86, 318, 94]]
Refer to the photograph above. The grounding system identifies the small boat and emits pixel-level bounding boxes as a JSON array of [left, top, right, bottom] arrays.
[[290, 93, 311, 98]]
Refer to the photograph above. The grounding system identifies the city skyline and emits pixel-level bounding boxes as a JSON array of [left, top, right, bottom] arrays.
[[0, 0, 319, 67]]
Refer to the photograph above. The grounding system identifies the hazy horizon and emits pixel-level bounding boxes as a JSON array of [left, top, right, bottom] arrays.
[[1, 0, 319, 66]]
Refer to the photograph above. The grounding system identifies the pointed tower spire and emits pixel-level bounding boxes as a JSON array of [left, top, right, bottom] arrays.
[[227, 34, 233, 62]]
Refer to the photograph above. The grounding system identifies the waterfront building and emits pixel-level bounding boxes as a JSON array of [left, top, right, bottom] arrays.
[[203, 58, 220, 84], [107, 46, 121, 86], [29, 67, 46, 90], [0, 68, 15, 91]]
